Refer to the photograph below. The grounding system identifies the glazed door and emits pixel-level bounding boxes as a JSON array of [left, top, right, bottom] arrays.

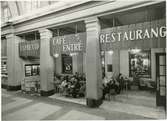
[[156, 53, 166, 108]]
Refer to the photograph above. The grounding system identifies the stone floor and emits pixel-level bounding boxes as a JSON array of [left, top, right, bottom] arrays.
[[1, 89, 166, 120]]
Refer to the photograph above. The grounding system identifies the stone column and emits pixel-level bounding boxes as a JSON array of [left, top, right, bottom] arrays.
[[85, 17, 103, 107], [39, 29, 55, 96], [6, 34, 23, 90]]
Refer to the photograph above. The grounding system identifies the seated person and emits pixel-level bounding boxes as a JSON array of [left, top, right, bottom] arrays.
[[59, 79, 68, 95], [108, 77, 121, 94], [78, 82, 86, 97], [68, 78, 81, 98], [102, 77, 110, 99]]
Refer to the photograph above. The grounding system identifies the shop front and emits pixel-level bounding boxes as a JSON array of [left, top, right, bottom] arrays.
[[19, 40, 40, 95], [100, 18, 166, 108], [1, 0, 166, 109], [49, 32, 87, 101]]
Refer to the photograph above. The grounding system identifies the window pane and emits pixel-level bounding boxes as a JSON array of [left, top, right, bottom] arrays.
[[159, 56, 165, 65], [160, 76, 166, 86], [159, 66, 166, 75]]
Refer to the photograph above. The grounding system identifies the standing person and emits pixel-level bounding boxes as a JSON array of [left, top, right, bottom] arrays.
[[117, 73, 124, 92]]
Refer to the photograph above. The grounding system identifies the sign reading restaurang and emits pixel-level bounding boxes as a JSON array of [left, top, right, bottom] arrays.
[[50, 32, 86, 55], [100, 19, 166, 50]]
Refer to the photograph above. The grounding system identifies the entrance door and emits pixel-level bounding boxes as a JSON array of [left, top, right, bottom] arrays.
[[156, 53, 166, 108]]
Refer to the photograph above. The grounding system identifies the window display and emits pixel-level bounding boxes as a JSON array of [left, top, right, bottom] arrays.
[[129, 49, 151, 78], [25, 64, 40, 77]]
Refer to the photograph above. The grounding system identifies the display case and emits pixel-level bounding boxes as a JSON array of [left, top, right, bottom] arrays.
[[22, 64, 40, 95]]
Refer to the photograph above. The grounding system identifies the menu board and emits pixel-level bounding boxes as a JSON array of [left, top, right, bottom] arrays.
[[25, 65, 32, 76], [25, 64, 40, 77]]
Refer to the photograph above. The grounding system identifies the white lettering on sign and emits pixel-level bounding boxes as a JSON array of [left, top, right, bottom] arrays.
[[63, 43, 82, 52], [51, 33, 86, 54], [100, 26, 166, 43], [52, 37, 66, 45], [20, 43, 39, 51]]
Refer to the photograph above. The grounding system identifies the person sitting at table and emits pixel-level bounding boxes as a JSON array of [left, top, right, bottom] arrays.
[[108, 77, 121, 94], [72, 79, 81, 98], [59, 79, 68, 95], [102, 77, 110, 99], [78, 82, 86, 97]]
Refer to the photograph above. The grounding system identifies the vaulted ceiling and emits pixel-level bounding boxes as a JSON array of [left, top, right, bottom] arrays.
[[1, 1, 59, 22]]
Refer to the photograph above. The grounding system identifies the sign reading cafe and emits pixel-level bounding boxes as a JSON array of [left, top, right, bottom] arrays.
[[50, 32, 86, 55]]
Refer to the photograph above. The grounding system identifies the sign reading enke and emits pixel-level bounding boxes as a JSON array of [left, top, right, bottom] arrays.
[[19, 40, 40, 57], [100, 19, 166, 50], [50, 32, 86, 55]]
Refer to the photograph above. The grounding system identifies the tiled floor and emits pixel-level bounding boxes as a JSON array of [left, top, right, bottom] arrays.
[[57, 110, 105, 120], [2, 89, 166, 120], [49, 93, 86, 105], [4, 103, 61, 120], [101, 101, 165, 119]]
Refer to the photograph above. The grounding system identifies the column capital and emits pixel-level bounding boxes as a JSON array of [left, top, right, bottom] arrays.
[[5, 33, 14, 39], [85, 16, 99, 24], [39, 28, 53, 39], [85, 17, 101, 31]]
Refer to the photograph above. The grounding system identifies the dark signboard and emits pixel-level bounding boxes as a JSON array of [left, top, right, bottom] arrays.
[[100, 19, 166, 50], [19, 40, 40, 58], [50, 32, 86, 55]]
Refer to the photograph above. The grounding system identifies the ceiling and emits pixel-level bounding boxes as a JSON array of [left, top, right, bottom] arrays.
[[99, 2, 166, 29]]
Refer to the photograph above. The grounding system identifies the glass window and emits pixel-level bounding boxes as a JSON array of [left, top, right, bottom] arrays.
[[2, 7, 11, 22], [129, 49, 151, 78], [25, 64, 40, 77]]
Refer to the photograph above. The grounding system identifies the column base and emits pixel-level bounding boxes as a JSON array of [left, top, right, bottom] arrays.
[[86, 98, 103, 108], [7, 85, 21, 91], [40, 90, 55, 96]]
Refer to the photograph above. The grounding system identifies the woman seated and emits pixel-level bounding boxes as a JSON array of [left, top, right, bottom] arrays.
[[78, 82, 86, 97], [70, 78, 81, 98], [102, 77, 110, 99], [59, 79, 68, 95], [102, 77, 121, 100]]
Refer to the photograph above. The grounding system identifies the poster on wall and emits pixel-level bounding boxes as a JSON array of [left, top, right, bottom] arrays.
[[25, 64, 40, 77], [129, 49, 151, 78], [62, 54, 73, 74]]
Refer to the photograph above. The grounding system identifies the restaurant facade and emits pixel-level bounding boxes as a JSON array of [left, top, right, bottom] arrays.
[[1, 0, 166, 108]]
